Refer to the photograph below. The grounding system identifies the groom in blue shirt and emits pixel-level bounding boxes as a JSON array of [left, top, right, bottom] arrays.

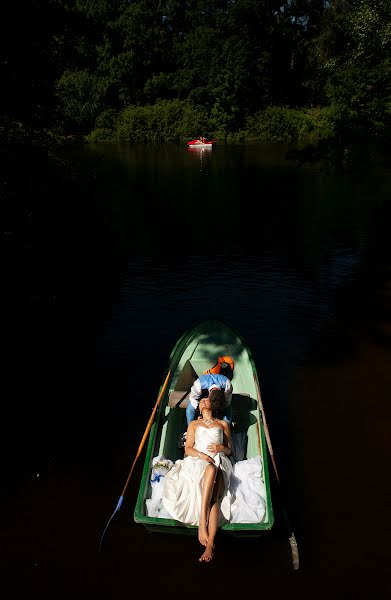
[[186, 373, 233, 426]]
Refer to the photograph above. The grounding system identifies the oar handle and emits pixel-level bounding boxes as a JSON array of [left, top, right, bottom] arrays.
[[253, 373, 277, 465], [120, 369, 172, 498]]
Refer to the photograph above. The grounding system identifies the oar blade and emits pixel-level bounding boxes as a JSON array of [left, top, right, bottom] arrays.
[[98, 370, 172, 551], [289, 533, 300, 570], [99, 496, 124, 552]]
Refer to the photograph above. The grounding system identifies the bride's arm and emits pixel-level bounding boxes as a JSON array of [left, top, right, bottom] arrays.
[[221, 421, 232, 455]]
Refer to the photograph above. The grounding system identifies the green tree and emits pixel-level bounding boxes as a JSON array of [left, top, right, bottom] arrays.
[[326, 0, 391, 140], [56, 70, 107, 131], [0, 1, 68, 133]]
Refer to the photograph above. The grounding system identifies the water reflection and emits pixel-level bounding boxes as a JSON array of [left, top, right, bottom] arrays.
[[187, 144, 213, 172]]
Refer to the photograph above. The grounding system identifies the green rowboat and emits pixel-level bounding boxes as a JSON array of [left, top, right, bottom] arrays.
[[134, 319, 274, 536]]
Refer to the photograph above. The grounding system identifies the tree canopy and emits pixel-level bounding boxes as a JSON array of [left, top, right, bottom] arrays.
[[1, 0, 390, 144]]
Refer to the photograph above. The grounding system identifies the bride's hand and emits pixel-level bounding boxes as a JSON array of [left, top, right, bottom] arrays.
[[207, 443, 218, 454]]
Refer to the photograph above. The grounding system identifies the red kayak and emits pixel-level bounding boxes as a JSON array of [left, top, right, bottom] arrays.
[[187, 139, 216, 148]]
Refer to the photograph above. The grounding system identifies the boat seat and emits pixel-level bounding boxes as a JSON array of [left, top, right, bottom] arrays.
[[168, 391, 251, 409], [168, 390, 190, 408]]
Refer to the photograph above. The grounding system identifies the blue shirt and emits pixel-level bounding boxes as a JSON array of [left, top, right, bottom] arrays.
[[188, 374, 233, 409]]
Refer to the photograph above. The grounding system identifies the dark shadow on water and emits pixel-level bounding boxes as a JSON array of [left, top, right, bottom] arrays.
[[2, 142, 391, 599], [285, 138, 391, 173]]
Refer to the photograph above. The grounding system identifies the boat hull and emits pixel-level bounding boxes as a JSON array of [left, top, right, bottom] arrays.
[[134, 319, 274, 536], [187, 143, 213, 148]]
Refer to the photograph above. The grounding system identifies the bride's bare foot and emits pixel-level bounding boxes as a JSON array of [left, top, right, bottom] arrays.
[[198, 523, 208, 546], [199, 543, 214, 562]]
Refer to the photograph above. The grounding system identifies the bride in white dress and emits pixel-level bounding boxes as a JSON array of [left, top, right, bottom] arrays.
[[162, 390, 232, 563]]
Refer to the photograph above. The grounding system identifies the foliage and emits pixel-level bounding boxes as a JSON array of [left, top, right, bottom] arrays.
[[3, 0, 391, 149], [110, 99, 209, 143], [243, 105, 336, 143], [245, 106, 310, 142], [325, 0, 391, 141], [86, 101, 335, 144], [55, 70, 108, 131]]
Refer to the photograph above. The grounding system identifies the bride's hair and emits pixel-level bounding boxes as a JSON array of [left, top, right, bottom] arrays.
[[209, 389, 225, 418]]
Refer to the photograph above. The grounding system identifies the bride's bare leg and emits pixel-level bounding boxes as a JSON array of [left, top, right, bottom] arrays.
[[199, 502, 219, 562], [199, 471, 224, 563], [198, 464, 217, 546]]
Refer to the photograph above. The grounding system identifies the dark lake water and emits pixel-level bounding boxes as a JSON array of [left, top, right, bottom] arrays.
[[2, 142, 391, 599]]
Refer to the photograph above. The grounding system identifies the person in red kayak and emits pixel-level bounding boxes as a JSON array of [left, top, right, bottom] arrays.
[[196, 136, 206, 144]]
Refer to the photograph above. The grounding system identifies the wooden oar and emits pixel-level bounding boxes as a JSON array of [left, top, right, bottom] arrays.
[[253, 373, 300, 571], [99, 369, 171, 551]]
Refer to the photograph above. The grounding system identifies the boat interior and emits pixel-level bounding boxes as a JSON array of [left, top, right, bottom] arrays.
[[153, 358, 259, 465], [134, 330, 274, 531]]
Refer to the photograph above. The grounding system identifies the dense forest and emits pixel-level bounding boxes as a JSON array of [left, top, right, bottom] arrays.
[[2, 0, 391, 327], [2, 0, 391, 145]]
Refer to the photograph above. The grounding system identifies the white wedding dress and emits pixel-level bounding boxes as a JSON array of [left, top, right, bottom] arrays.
[[162, 426, 232, 526]]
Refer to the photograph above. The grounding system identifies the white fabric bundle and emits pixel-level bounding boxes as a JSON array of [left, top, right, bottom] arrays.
[[146, 454, 266, 524], [229, 456, 266, 523]]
